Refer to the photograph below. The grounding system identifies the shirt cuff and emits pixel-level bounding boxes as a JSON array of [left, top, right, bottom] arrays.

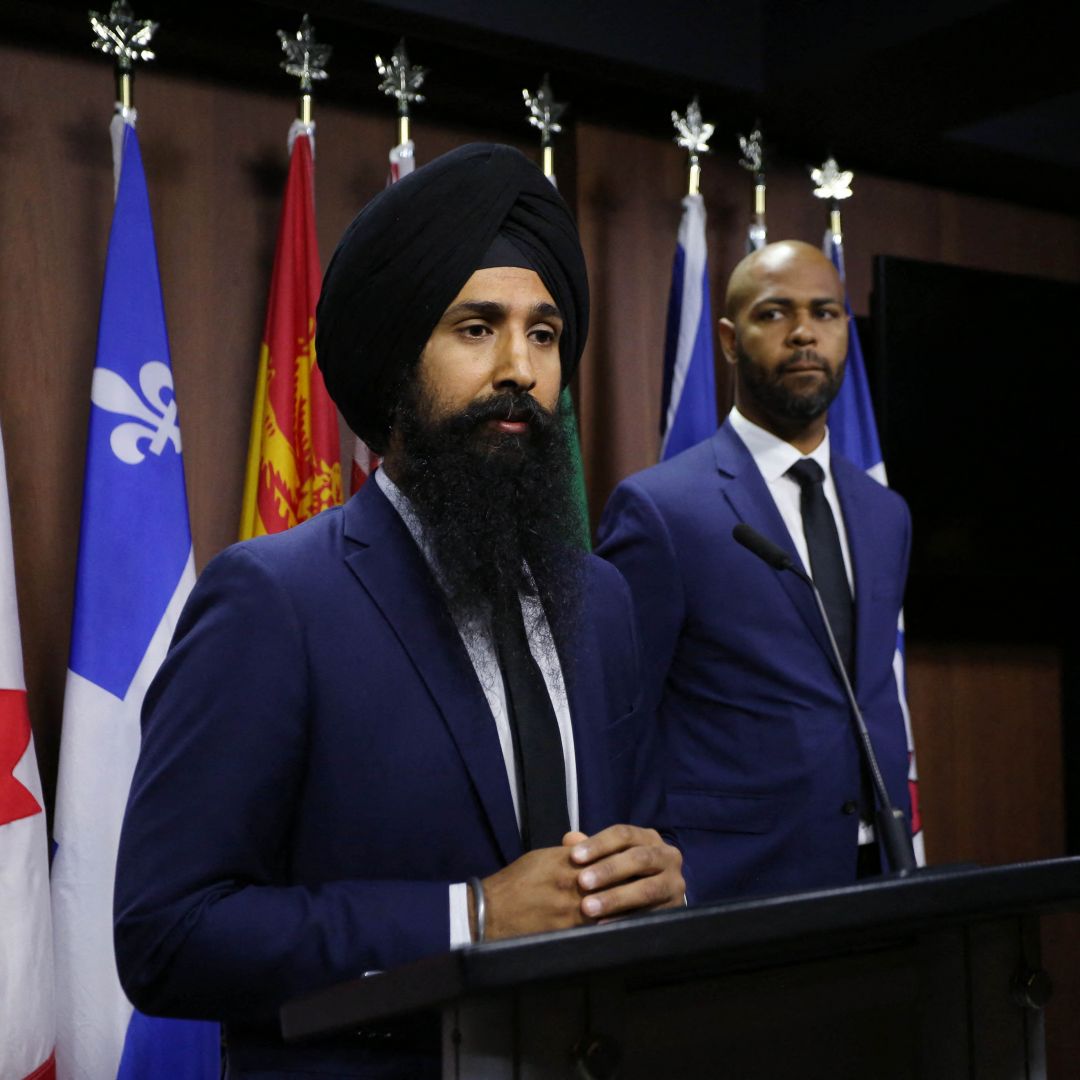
[[449, 882, 472, 948]]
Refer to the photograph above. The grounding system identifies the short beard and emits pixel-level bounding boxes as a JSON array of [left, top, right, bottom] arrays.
[[391, 381, 586, 660], [736, 342, 845, 424]]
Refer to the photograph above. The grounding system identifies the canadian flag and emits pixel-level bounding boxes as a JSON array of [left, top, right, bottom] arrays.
[[0, 418, 56, 1080]]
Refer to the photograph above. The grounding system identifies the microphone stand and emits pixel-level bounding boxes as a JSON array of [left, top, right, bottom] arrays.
[[733, 524, 918, 876]]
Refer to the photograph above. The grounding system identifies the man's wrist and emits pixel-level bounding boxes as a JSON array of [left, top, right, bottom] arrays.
[[467, 876, 486, 942]]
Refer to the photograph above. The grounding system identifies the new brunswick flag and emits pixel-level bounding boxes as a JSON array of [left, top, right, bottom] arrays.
[[240, 121, 341, 538]]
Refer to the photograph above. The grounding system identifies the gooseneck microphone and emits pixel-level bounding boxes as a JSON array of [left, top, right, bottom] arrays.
[[732, 523, 918, 876]]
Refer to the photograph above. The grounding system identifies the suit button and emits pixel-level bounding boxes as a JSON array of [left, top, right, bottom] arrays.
[[841, 800, 857, 815]]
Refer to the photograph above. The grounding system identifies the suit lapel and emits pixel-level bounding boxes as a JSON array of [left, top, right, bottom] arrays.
[[341, 480, 522, 864], [713, 422, 834, 663]]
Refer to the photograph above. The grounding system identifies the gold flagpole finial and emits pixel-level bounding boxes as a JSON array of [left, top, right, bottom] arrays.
[[523, 74, 566, 182], [737, 124, 766, 248], [810, 155, 854, 242], [278, 14, 331, 124], [89, 1, 157, 111], [376, 40, 428, 149], [672, 97, 714, 196]]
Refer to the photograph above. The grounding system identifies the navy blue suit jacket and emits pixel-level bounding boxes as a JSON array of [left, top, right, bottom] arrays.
[[596, 419, 911, 902], [114, 478, 655, 1078]]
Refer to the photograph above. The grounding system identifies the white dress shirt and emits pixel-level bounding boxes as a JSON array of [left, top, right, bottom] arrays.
[[728, 407, 854, 593], [374, 468, 579, 945]]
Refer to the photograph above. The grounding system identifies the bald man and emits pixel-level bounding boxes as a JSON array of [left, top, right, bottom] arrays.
[[597, 240, 912, 902]]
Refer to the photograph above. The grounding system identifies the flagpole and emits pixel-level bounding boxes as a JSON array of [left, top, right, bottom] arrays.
[[810, 154, 854, 271], [524, 74, 565, 183], [672, 96, 713, 197], [660, 99, 719, 462], [278, 14, 330, 127], [377, 39, 427, 175], [345, 41, 428, 497], [90, 0, 157, 117], [522, 76, 591, 546], [738, 124, 766, 251], [808, 153, 925, 865]]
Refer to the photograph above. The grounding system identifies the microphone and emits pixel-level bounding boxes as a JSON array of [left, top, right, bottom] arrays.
[[732, 522, 794, 572], [733, 523, 917, 876]]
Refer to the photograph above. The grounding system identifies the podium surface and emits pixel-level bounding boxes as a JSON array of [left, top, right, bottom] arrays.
[[283, 858, 1080, 1079]]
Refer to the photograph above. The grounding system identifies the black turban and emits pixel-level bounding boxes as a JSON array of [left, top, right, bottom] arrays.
[[316, 143, 590, 451]]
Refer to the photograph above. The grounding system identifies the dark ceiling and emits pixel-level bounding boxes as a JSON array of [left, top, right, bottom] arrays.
[[7, 0, 1078, 215]]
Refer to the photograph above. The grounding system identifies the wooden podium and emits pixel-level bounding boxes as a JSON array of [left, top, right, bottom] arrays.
[[281, 858, 1080, 1079]]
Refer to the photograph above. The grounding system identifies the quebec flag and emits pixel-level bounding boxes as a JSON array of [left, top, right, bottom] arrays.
[[825, 229, 925, 866], [50, 115, 219, 1080], [660, 193, 718, 460]]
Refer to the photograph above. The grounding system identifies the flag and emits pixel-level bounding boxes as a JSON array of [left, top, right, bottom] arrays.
[[388, 136, 415, 184], [240, 121, 341, 538], [347, 138, 417, 495], [1, 420, 55, 1080], [825, 229, 925, 865], [50, 113, 219, 1080], [558, 388, 592, 549], [542, 165, 591, 548], [660, 193, 718, 461]]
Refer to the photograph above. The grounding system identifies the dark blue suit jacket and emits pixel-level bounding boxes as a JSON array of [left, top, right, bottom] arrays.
[[114, 478, 655, 1078], [596, 419, 911, 902]]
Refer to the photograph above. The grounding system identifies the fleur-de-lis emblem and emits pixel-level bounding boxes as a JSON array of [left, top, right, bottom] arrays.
[[810, 156, 854, 201], [91, 361, 182, 465]]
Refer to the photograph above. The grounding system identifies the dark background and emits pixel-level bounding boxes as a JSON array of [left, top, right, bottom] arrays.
[[872, 257, 1080, 644], [10, 0, 1080, 212]]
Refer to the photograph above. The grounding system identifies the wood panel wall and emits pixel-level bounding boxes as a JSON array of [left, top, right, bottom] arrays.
[[3, 38, 1080, 1075]]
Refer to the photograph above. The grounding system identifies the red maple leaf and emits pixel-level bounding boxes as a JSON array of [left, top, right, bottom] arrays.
[[0, 688, 42, 826]]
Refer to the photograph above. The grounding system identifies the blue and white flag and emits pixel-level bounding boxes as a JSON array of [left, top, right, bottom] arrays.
[[660, 193, 717, 460], [825, 229, 925, 865], [50, 114, 219, 1080]]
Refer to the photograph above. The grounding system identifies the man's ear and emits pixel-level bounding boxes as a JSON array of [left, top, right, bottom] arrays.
[[717, 318, 738, 367]]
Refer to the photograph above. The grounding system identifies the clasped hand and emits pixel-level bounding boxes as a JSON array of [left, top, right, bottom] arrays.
[[473, 825, 684, 941]]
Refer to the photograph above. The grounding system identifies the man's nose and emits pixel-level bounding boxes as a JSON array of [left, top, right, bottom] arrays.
[[493, 329, 537, 391], [787, 315, 816, 346]]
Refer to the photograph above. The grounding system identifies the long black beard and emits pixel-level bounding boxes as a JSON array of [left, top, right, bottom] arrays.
[[737, 343, 846, 423], [392, 385, 586, 657]]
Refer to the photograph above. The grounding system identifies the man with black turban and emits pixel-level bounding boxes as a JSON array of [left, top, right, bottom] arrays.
[[114, 144, 683, 1079]]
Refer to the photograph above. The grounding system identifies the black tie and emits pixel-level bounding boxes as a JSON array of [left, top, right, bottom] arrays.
[[787, 459, 855, 677], [491, 601, 570, 850]]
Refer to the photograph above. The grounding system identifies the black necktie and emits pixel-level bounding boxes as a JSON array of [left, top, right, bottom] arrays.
[[787, 459, 855, 677], [491, 601, 570, 850]]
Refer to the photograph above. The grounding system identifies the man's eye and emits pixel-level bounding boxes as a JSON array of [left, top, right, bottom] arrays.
[[530, 327, 558, 345], [459, 324, 490, 338], [816, 307, 842, 319], [756, 309, 782, 321]]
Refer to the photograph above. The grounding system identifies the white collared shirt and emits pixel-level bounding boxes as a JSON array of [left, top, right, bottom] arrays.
[[728, 407, 854, 594], [374, 468, 579, 945]]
